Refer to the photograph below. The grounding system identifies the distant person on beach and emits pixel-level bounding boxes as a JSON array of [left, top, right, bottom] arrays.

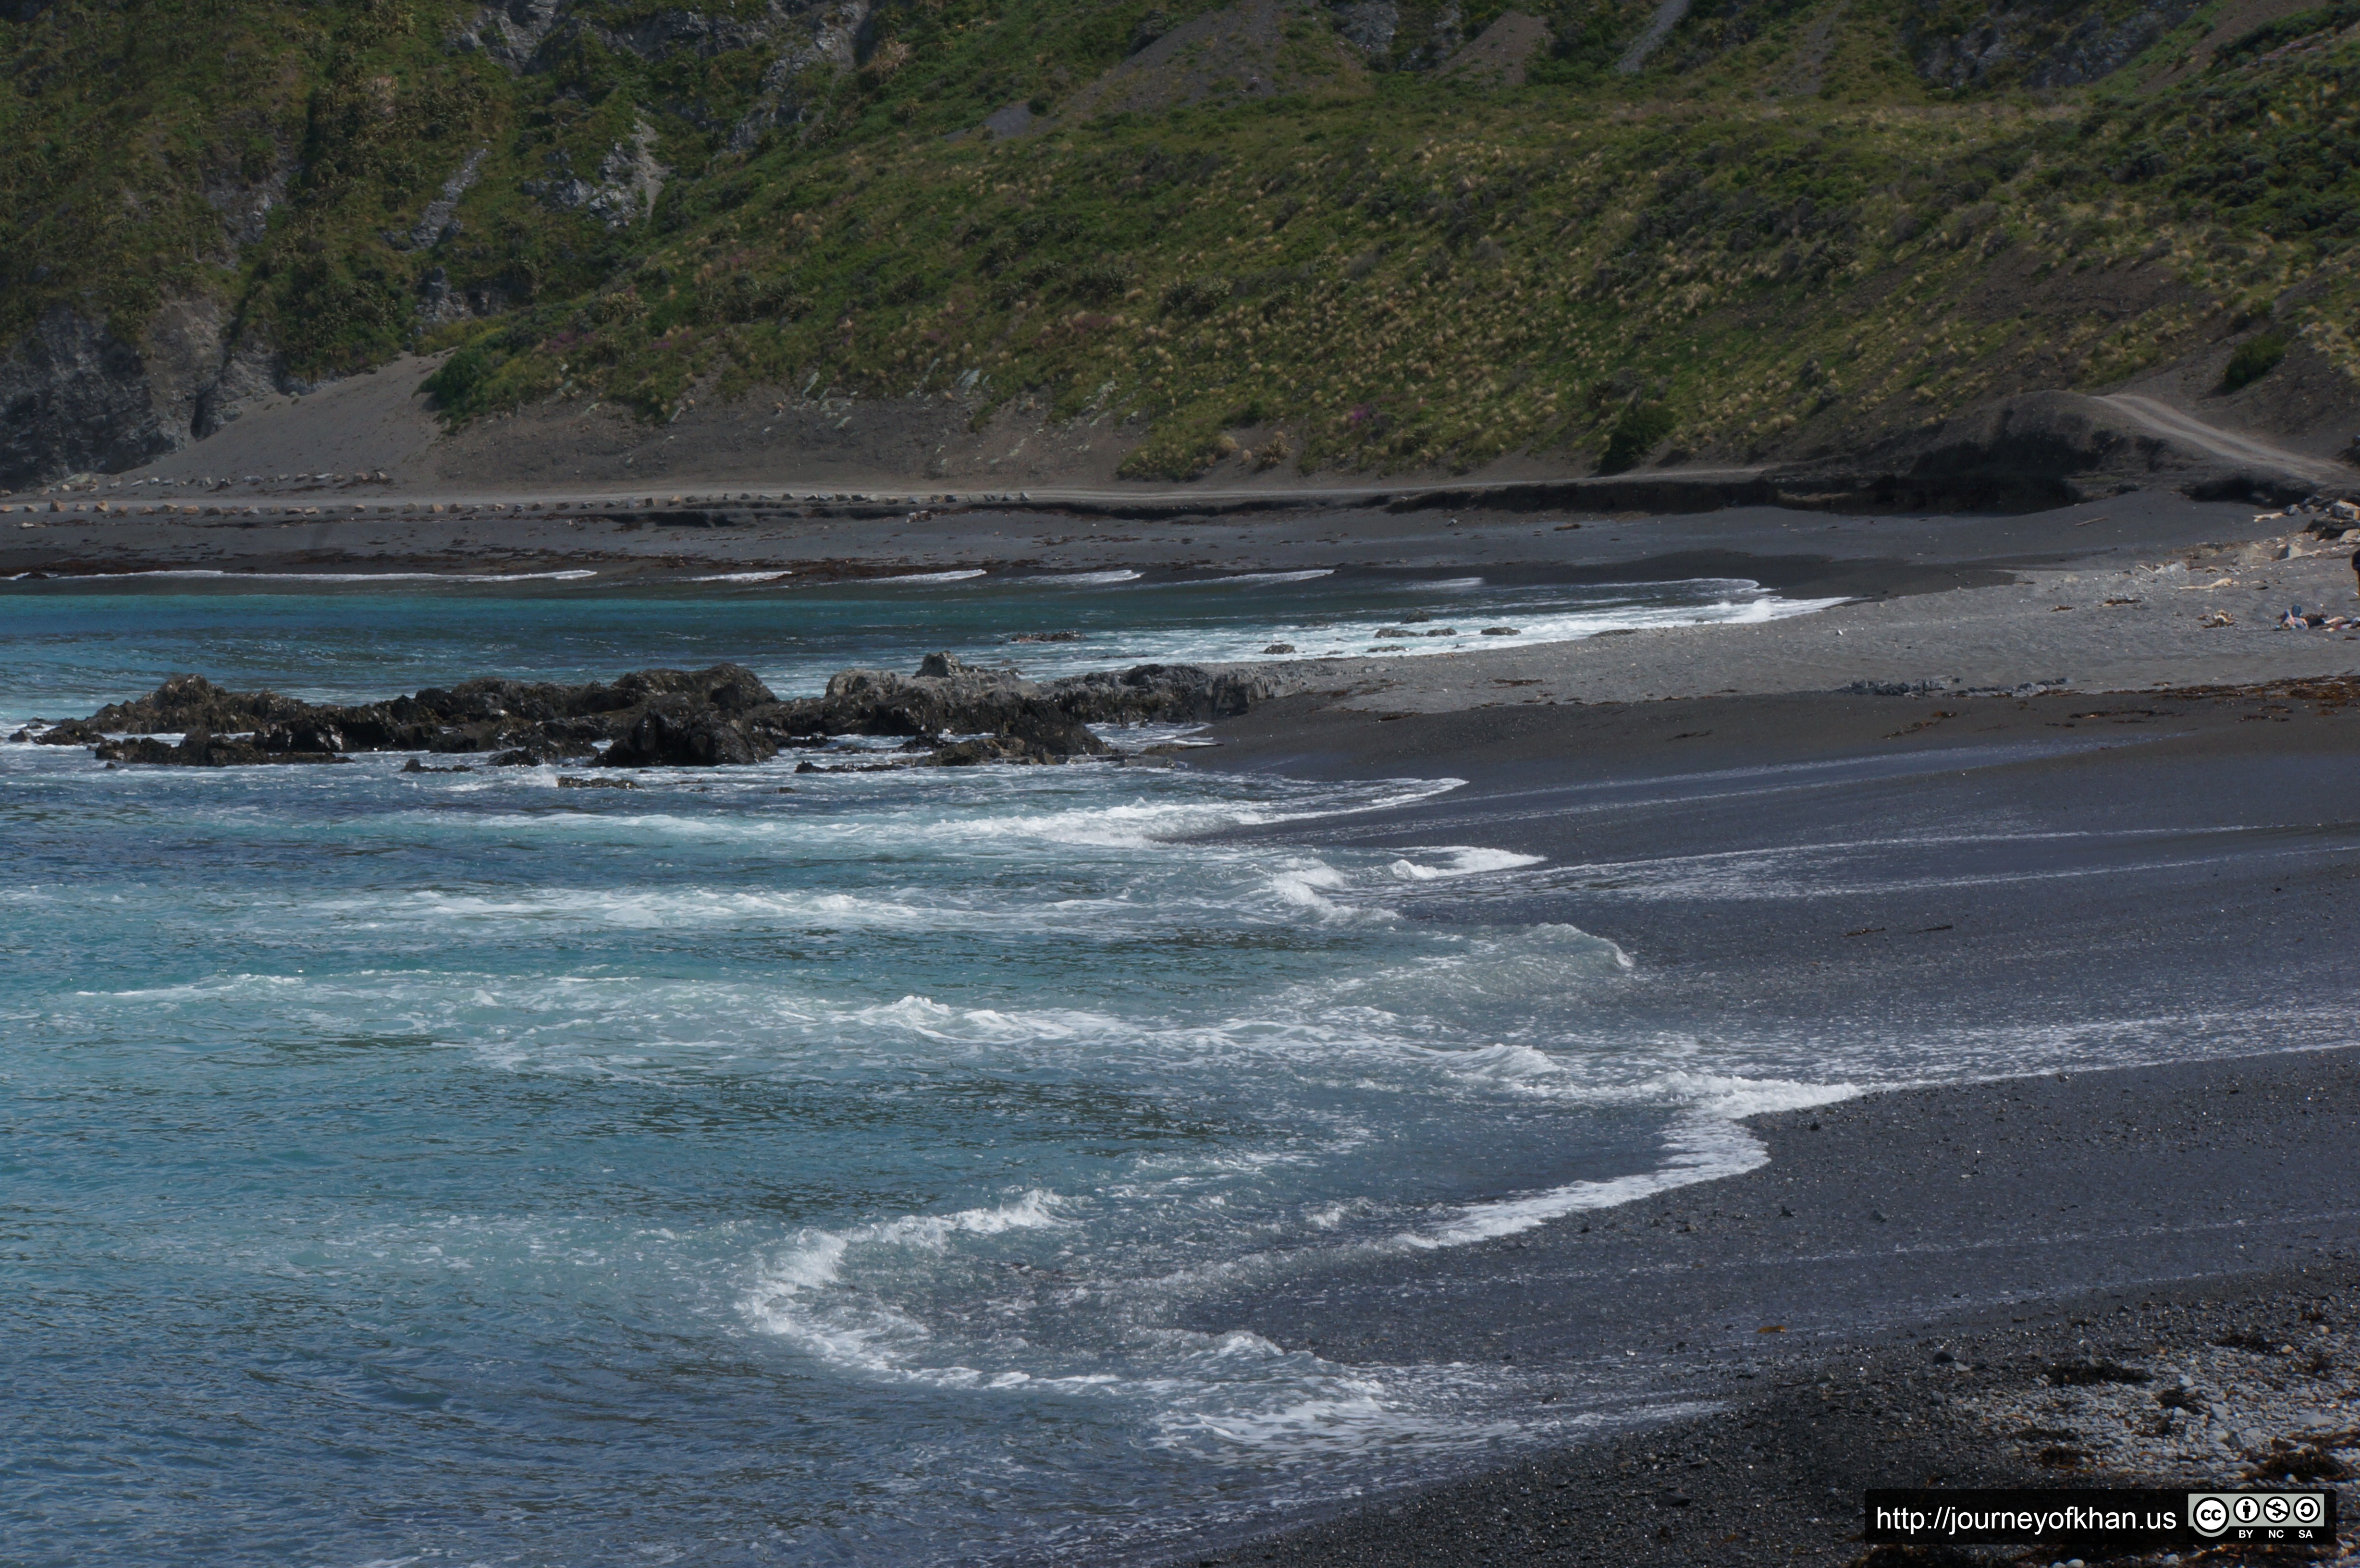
[[2351, 545, 2360, 599]]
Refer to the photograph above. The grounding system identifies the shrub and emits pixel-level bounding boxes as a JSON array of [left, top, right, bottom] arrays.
[[2218, 331, 2290, 393], [1597, 402, 1675, 473]]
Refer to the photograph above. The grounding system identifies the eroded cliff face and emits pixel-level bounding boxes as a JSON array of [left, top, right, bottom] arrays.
[[0, 311, 166, 485], [0, 297, 287, 491], [449, 0, 877, 152], [2, 0, 884, 490]]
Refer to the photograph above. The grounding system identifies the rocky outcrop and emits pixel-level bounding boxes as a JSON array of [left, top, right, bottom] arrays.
[[79, 672, 353, 735], [812, 652, 1109, 753], [392, 147, 488, 251], [451, 0, 784, 70], [727, 0, 874, 149], [524, 120, 669, 230], [446, 0, 872, 152], [1328, 0, 1399, 58], [600, 700, 778, 766], [1046, 662, 1279, 724], [26, 657, 1277, 771], [1913, 0, 2204, 88]]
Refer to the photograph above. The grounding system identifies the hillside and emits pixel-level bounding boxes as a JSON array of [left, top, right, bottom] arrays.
[[3, 0, 2357, 493]]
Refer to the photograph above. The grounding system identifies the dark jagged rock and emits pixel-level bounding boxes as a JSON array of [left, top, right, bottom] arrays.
[[93, 729, 345, 766], [925, 734, 1085, 766], [63, 663, 775, 767], [489, 746, 564, 767], [811, 652, 1113, 758], [1044, 663, 1279, 724], [84, 674, 317, 736], [600, 701, 777, 768], [58, 655, 1273, 770], [253, 719, 349, 755]]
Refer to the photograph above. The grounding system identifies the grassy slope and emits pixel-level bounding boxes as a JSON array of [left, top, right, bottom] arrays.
[[5, 0, 2358, 478]]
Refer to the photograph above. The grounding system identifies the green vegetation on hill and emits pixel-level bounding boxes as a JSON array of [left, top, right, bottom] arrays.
[[5, 0, 2357, 481]]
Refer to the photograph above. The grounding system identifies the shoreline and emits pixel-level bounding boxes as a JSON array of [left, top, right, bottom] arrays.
[[11, 486, 2358, 1564], [1137, 1045, 2360, 1568], [1119, 631, 2360, 1563], [12, 490, 2360, 711], [1150, 1177, 2356, 1567]]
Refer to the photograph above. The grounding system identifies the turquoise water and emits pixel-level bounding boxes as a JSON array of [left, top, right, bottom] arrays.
[[0, 565, 1840, 715], [3, 573, 1858, 1566]]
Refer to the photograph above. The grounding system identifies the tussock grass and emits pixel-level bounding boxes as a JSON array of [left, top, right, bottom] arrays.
[[7, 0, 2359, 477]]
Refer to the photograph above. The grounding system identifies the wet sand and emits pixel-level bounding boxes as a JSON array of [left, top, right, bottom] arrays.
[[1133, 671, 2360, 1564]]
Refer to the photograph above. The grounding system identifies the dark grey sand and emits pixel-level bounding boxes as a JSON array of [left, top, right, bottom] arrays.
[[1129, 683, 2360, 1566]]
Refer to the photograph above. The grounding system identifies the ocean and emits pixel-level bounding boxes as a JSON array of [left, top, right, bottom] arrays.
[[2, 567, 1865, 1566]]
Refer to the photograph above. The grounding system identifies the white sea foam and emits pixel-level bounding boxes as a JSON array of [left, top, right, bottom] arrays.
[[877, 568, 986, 583], [1404, 1077, 1862, 1248], [684, 570, 794, 583], [1188, 569, 1335, 587], [738, 1190, 1069, 1369], [310, 885, 954, 932], [906, 776, 1465, 850], [1386, 846, 1546, 881], [1530, 823, 2310, 902], [1032, 569, 1141, 585], [1012, 585, 1848, 672]]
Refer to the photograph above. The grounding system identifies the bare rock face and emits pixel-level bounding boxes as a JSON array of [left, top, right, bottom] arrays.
[[0, 309, 179, 490], [1051, 663, 1278, 723], [447, 0, 872, 154], [451, 0, 781, 69], [523, 119, 670, 230], [817, 653, 1114, 757], [1912, 0, 2204, 88], [1328, 0, 1398, 58], [0, 294, 291, 491], [81, 673, 321, 736], [727, 0, 874, 149]]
